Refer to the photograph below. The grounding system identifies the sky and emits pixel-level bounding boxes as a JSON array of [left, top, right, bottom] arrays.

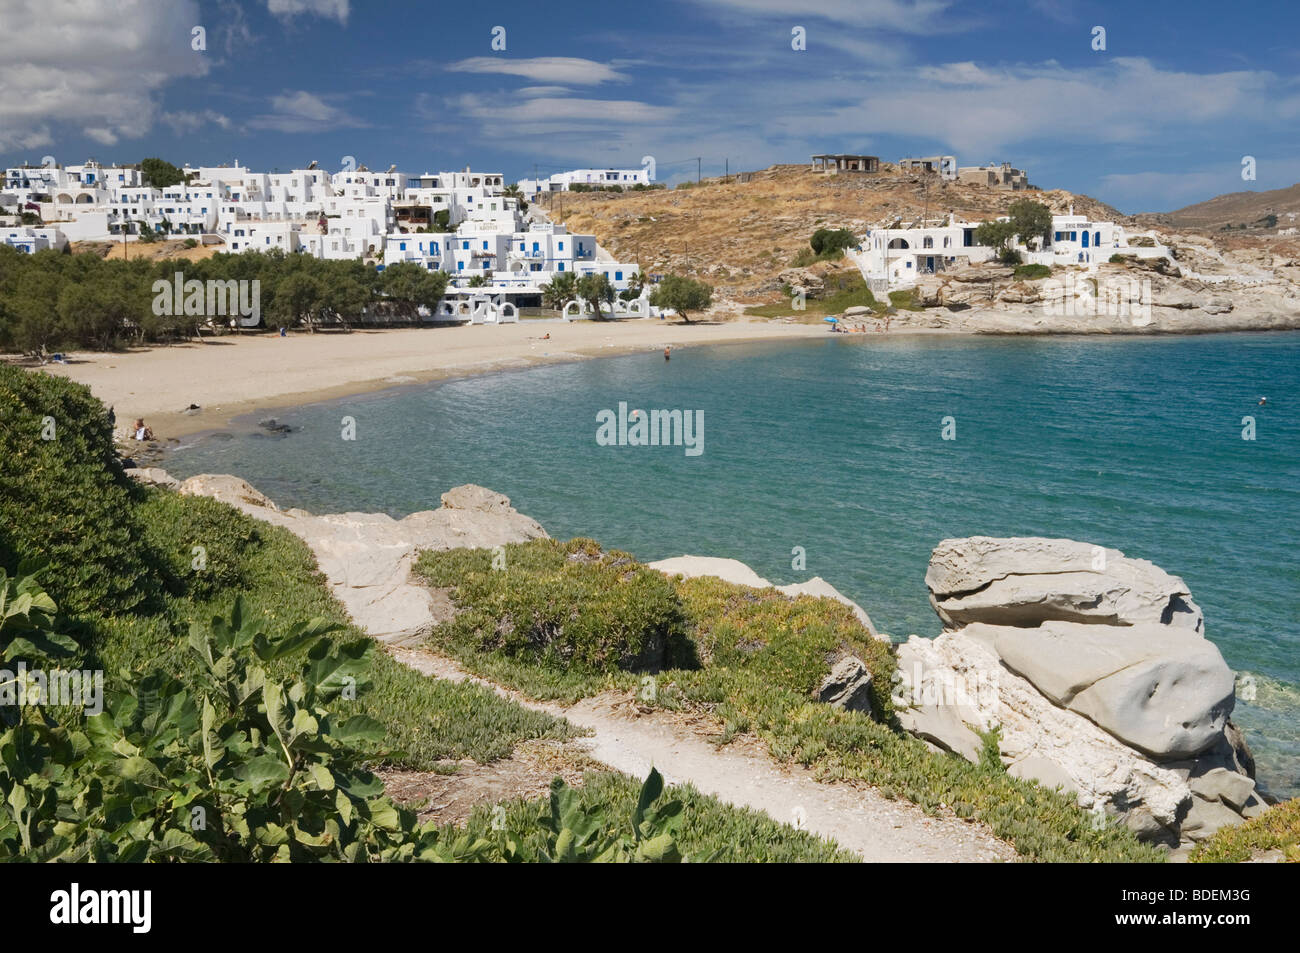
[[1, 0, 1297, 213]]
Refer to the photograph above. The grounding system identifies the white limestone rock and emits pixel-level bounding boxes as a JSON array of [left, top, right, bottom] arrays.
[[926, 536, 1203, 634], [961, 620, 1235, 760]]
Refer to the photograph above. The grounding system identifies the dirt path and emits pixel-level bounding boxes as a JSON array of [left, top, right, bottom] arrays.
[[389, 646, 1016, 863]]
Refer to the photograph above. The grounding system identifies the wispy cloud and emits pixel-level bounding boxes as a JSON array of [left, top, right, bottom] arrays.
[[161, 109, 234, 135], [248, 90, 366, 132], [446, 57, 630, 85], [264, 0, 349, 23], [693, 0, 962, 34]]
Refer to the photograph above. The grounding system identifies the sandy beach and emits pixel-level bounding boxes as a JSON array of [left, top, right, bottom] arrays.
[[36, 318, 832, 439]]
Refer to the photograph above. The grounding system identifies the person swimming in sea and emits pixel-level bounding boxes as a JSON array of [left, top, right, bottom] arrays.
[[1258, 396, 1268, 406], [664, 346, 671, 361]]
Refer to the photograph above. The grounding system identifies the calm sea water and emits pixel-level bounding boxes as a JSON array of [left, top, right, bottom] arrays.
[[165, 332, 1300, 797]]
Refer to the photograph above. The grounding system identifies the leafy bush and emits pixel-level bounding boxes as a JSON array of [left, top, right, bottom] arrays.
[[139, 491, 258, 601], [418, 539, 697, 677], [0, 577, 690, 862], [0, 365, 157, 615], [676, 575, 895, 713], [1013, 263, 1052, 280], [810, 228, 856, 257], [648, 274, 712, 323]]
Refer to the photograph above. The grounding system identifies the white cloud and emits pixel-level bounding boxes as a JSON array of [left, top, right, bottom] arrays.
[[450, 93, 675, 127], [248, 90, 366, 132], [823, 58, 1282, 158], [265, 0, 348, 23], [0, 0, 208, 153], [160, 110, 234, 135], [446, 57, 630, 85], [693, 0, 960, 34]]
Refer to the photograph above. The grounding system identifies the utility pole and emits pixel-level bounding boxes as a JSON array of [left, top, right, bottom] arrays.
[[725, 158, 729, 183], [697, 157, 701, 184]]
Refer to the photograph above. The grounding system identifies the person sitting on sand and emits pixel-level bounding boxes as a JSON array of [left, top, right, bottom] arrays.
[[133, 418, 155, 441]]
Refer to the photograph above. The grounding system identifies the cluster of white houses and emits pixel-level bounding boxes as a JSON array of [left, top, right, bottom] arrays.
[[851, 207, 1172, 291], [0, 160, 654, 323]]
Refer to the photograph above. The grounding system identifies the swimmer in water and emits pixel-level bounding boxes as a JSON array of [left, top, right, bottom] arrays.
[[1258, 397, 1268, 406], [664, 346, 671, 361]]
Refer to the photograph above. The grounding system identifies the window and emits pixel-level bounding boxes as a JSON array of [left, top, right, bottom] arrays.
[[558, 263, 565, 271], [483, 241, 489, 250], [462, 241, 469, 250], [457, 261, 464, 270], [615, 271, 623, 280], [923, 236, 933, 248], [558, 241, 564, 250], [400, 242, 407, 251]]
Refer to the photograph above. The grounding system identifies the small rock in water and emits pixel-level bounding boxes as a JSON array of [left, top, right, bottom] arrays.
[[258, 418, 294, 434]]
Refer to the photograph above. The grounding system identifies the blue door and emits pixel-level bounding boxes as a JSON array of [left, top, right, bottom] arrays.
[[1081, 231, 1090, 248]]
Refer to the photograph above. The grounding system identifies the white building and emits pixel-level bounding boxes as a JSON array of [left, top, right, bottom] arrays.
[[517, 167, 651, 195], [853, 208, 1172, 290], [2, 225, 68, 254], [0, 156, 646, 323]]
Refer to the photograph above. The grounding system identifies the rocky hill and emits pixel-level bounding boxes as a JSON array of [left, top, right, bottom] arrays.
[[543, 163, 1125, 303], [1139, 183, 1300, 232]]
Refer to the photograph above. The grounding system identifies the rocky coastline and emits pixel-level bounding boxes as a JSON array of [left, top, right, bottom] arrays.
[[129, 467, 1275, 853]]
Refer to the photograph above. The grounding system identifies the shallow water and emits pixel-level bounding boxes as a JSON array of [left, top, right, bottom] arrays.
[[166, 331, 1300, 797]]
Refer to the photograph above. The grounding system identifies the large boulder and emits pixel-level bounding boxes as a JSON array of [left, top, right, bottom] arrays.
[[962, 620, 1234, 760], [894, 631, 1191, 841], [926, 536, 1203, 633]]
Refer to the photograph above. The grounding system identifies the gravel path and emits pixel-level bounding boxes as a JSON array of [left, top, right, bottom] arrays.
[[390, 646, 1016, 863]]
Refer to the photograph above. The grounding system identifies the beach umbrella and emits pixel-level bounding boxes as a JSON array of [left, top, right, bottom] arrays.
[[824, 316, 838, 323]]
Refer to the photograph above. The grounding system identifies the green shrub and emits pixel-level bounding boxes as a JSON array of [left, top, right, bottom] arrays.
[[0, 365, 157, 615], [1191, 798, 1300, 863], [810, 228, 856, 257], [139, 491, 258, 601], [1013, 263, 1052, 280], [418, 538, 697, 676], [0, 583, 639, 863], [454, 770, 854, 863], [676, 575, 895, 713]]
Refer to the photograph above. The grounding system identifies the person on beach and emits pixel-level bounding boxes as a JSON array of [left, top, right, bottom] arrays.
[[133, 418, 155, 441]]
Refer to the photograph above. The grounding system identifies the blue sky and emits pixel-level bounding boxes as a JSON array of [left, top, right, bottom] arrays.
[[2, 0, 1297, 212]]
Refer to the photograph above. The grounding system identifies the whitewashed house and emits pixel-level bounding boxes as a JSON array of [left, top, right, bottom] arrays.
[[517, 167, 651, 195], [853, 209, 1172, 290]]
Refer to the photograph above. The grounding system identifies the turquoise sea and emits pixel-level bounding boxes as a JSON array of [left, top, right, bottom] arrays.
[[165, 332, 1300, 798]]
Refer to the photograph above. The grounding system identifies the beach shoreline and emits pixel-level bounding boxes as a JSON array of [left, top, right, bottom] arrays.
[[29, 317, 847, 440]]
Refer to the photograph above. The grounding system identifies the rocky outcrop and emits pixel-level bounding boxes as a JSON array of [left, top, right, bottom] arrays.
[[896, 536, 1265, 847], [901, 258, 1300, 334], [817, 656, 875, 715], [167, 472, 547, 644], [926, 536, 1203, 633], [648, 555, 884, 640], [961, 621, 1233, 760]]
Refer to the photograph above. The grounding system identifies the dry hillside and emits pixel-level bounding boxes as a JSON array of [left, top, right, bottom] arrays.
[[543, 163, 1127, 302], [70, 239, 223, 262], [1139, 183, 1300, 232]]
